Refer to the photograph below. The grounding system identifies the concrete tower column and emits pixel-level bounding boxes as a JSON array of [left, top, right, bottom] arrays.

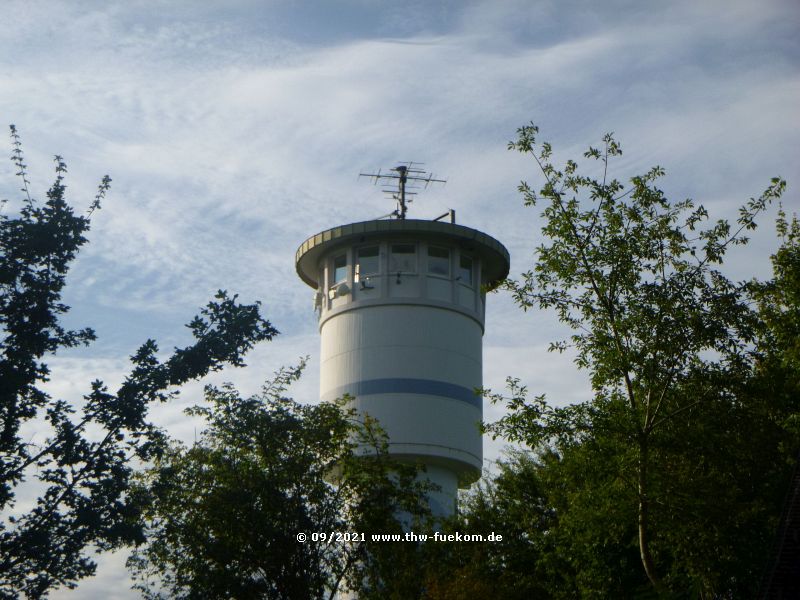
[[296, 219, 509, 517]]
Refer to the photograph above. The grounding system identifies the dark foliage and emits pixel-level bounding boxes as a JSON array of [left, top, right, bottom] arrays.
[[128, 365, 432, 600], [469, 126, 797, 597], [0, 126, 276, 597]]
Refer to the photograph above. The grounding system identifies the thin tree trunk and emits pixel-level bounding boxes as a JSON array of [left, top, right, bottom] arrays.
[[638, 436, 661, 589]]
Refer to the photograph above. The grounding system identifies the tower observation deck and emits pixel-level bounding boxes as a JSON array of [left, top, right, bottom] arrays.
[[295, 172, 509, 516]]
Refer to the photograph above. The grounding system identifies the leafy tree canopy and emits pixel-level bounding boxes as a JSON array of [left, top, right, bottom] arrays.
[[128, 363, 433, 600], [479, 124, 796, 597], [0, 126, 276, 597]]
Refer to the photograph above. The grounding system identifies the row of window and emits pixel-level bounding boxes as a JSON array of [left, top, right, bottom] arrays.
[[331, 245, 474, 286]]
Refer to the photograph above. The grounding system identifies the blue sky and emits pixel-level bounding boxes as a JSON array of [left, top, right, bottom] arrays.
[[1, 0, 799, 596]]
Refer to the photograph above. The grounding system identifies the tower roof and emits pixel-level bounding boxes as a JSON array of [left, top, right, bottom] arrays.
[[295, 219, 510, 290]]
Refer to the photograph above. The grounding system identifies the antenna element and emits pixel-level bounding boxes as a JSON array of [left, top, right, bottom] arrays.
[[360, 163, 446, 219]]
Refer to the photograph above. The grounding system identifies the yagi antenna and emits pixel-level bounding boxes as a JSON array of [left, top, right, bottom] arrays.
[[359, 162, 446, 219]]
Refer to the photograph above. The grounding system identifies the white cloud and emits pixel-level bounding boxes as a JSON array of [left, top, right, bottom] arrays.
[[2, 0, 798, 595]]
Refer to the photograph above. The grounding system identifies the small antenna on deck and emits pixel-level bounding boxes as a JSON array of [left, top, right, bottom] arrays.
[[359, 162, 446, 219]]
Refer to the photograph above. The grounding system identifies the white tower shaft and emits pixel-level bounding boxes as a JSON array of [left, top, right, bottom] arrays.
[[296, 219, 509, 516]]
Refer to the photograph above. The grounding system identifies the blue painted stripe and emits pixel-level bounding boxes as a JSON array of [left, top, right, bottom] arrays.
[[322, 378, 481, 409]]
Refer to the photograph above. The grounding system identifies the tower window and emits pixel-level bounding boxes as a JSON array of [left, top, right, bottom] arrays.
[[356, 246, 380, 280], [458, 255, 473, 286], [390, 244, 416, 273], [332, 254, 347, 284], [427, 246, 450, 276]]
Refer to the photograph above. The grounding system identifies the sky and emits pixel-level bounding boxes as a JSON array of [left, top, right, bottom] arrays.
[[1, 0, 799, 597]]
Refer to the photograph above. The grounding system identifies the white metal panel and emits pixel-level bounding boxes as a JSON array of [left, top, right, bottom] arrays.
[[350, 394, 482, 471], [320, 303, 484, 484], [426, 276, 452, 302], [388, 274, 421, 298]]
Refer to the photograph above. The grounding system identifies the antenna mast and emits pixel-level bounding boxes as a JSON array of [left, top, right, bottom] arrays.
[[360, 162, 446, 219]]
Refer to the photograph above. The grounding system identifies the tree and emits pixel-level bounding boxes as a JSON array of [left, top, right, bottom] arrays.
[[752, 209, 800, 597], [421, 452, 555, 600], [0, 126, 277, 597], [128, 363, 432, 600], [752, 208, 800, 375], [477, 377, 798, 597], [486, 124, 791, 594]]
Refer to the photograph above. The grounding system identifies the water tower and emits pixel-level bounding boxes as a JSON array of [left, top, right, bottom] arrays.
[[295, 165, 509, 516]]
